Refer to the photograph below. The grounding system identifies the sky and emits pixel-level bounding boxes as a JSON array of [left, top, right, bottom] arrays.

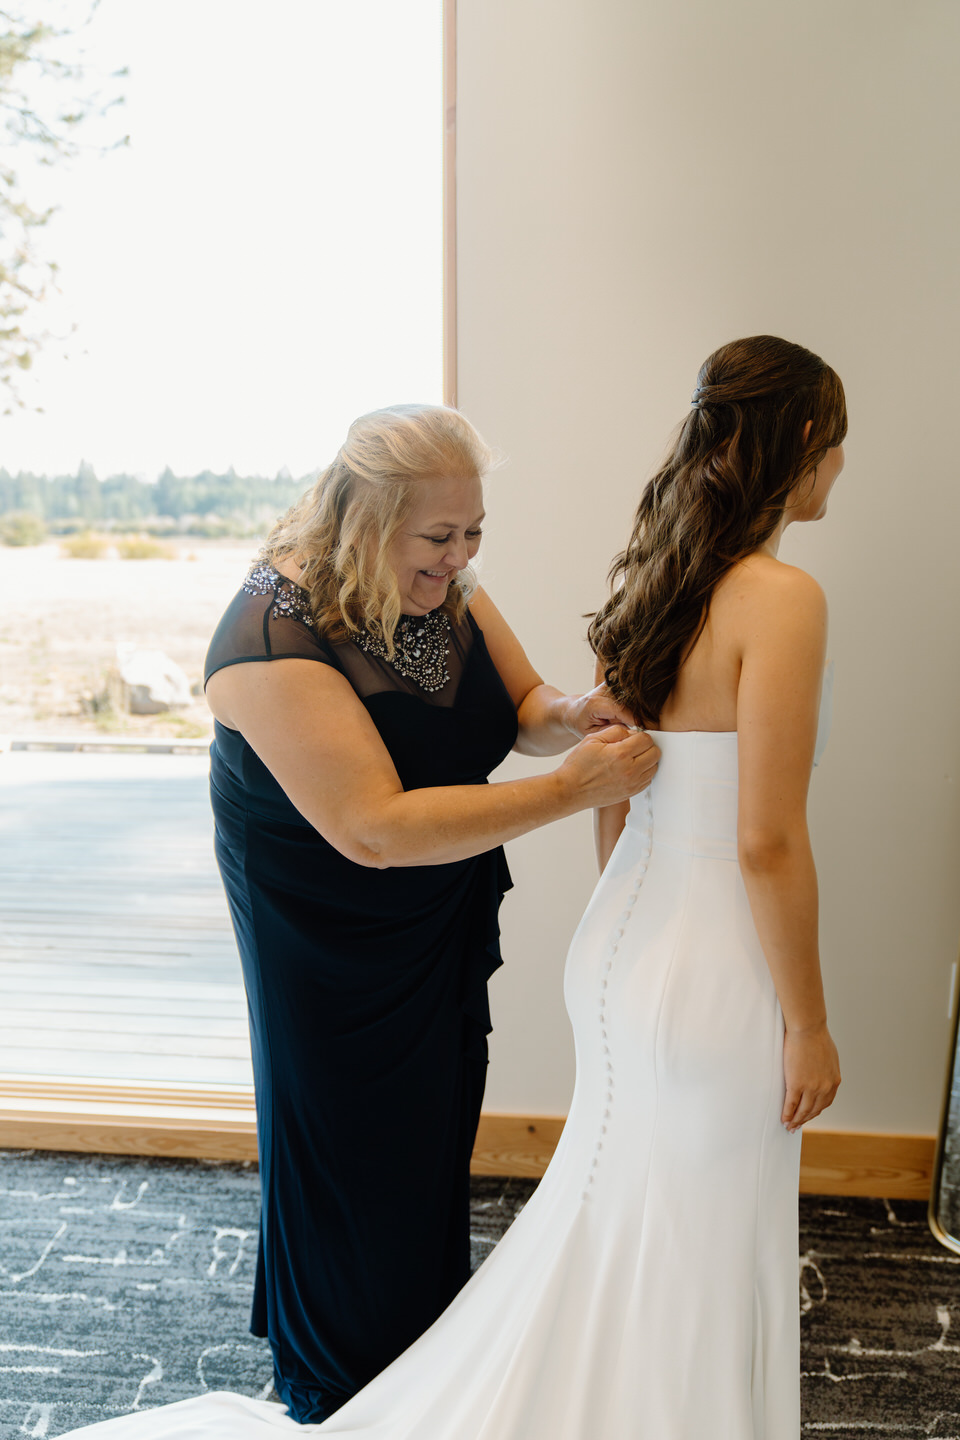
[[0, 0, 444, 480]]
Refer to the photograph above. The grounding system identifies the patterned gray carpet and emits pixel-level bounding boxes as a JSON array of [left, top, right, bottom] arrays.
[[0, 1150, 957, 1437]]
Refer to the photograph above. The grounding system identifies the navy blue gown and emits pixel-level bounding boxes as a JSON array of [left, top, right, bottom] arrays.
[[203, 566, 518, 1424]]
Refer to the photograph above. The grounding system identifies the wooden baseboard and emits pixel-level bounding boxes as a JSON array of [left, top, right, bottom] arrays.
[[0, 1078, 258, 1163], [0, 1084, 937, 1199], [798, 1127, 935, 1200], [471, 1113, 567, 1177]]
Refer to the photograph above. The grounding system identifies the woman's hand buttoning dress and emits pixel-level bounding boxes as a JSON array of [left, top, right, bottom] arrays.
[[55, 341, 843, 1438]]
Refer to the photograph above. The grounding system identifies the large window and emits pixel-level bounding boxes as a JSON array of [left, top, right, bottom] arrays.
[[0, 0, 448, 1150]]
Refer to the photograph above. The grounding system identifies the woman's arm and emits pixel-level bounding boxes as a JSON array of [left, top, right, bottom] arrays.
[[469, 588, 639, 755], [206, 656, 658, 870], [735, 563, 841, 1132]]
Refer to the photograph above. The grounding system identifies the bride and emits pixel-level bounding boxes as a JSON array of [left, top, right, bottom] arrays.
[[58, 334, 845, 1438]]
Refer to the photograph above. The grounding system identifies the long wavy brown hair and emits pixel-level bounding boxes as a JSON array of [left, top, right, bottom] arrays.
[[261, 404, 493, 654], [588, 335, 847, 726]]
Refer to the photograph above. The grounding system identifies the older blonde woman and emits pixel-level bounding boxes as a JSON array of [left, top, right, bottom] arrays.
[[202, 404, 658, 1423]]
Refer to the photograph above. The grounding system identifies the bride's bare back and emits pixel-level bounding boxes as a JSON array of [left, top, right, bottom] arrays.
[[656, 551, 825, 736]]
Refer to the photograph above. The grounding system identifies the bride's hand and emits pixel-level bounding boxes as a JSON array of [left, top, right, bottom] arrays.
[[781, 1023, 841, 1133], [557, 726, 660, 808]]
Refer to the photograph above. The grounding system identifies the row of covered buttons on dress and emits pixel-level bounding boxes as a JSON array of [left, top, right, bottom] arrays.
[[582, 787, 654, 1202]]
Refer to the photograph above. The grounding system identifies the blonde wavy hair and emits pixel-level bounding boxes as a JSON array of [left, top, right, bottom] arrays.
[[261, 404, 494, 653]]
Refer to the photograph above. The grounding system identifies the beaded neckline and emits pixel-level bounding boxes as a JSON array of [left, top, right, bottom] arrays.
[[354, 610, 452, 694], [243, 561, 453, 692]]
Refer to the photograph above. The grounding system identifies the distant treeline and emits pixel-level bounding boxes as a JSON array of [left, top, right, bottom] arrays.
[[0, 463, 309, 532]]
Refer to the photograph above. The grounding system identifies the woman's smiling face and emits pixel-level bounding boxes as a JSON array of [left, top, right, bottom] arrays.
[[386, 474, 485, 615]]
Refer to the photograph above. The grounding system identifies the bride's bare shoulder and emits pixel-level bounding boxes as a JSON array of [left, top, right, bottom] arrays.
[[711, 555, 829, 662], [714, 552, 826, 611]]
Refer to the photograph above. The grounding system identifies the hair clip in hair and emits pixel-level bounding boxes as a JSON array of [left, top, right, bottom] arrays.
[[690, 388, 704, 409]]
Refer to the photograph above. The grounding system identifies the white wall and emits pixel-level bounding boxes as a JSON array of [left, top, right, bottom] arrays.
[[456, 0, 960, 1135]]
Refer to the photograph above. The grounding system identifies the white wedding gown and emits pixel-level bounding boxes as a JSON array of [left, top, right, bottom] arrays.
[[59, 727, 811, 1439]]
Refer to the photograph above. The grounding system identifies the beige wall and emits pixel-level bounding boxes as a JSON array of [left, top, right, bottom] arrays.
[[456, 0, 960, 1134]]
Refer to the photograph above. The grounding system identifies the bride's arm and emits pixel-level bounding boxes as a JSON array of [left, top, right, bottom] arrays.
[[593, 659, 648, 871], [735, 564, 841, 1133], [595, 800, 630, 872]]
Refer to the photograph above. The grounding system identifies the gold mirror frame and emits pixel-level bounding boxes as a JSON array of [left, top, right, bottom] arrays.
[[928, 954, 960, 1253]]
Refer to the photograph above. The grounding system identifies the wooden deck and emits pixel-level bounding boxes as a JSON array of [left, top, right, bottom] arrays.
[[0, 741, 253, 1088]]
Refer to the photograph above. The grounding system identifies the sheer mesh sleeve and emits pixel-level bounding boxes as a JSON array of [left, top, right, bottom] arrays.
[[203, 564, 337, 685]]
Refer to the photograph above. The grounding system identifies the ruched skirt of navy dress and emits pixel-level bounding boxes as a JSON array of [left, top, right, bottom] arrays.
[[199, 571, 519, 1422]]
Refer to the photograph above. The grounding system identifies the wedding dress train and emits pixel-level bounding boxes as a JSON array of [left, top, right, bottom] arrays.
[[59, 730, 803, 1439]]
